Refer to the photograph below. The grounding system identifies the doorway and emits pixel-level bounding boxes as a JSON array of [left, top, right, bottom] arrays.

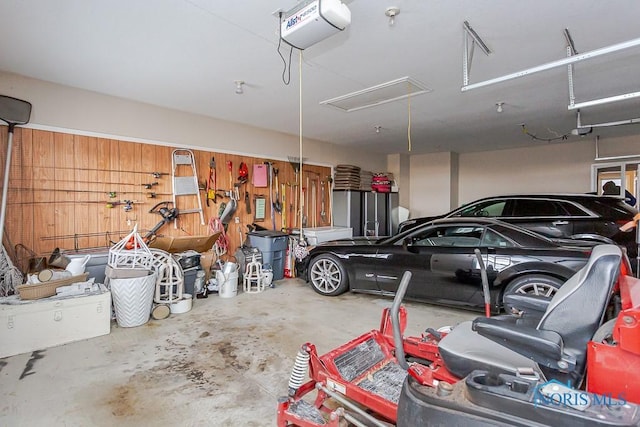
[[592, 162, 639, 208]]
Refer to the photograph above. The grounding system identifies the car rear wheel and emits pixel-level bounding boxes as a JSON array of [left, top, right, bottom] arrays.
[[502, 274, 564, 313], [308, 255, 349, 296]]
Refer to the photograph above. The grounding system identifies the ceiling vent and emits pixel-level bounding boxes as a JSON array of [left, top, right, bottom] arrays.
[[320, 76, 431, 112]]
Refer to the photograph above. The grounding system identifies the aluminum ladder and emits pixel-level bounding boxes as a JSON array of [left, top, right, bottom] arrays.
[[172, 149, 205, 227]]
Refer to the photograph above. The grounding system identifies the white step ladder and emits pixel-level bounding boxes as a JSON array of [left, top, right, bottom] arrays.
[[172, 149, 205, 227]]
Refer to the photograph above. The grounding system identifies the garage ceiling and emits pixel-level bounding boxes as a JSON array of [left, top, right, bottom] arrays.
[[1, 0, 639, 155]]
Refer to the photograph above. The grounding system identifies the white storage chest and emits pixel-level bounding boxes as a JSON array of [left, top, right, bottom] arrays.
[[0, 285, 111, 358], [303, 227, 353, 246]]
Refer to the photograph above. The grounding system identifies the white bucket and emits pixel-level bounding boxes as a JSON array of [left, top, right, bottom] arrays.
[[217, 270, 239, 298], [110, 271, 157, 327]]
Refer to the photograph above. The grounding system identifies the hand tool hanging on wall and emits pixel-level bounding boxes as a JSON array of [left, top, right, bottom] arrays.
[[245, 191, 251, 215], [266, 162, 276, 231], [238, 162, 249, 185], [288, 183, 294, 230], [281, 183, 287, 231], [206, 157, 216, 206], [311, 179, 317, 228], [301, 184, 307, 227], [320, 181, 328, 225], [273, 167, 282, 214], [327, 176, 334, 227], [227, 160, 233, 189], [287, 156, 305, 187], [293, 183, 298, 228]]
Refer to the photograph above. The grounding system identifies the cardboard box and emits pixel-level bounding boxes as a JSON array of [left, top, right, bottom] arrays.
[[199, 250, 215, 280], [0, 285, 111, 358], [149, 233, 221, 253]]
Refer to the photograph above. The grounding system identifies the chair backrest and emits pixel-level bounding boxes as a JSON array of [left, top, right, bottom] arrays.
[[537, 244, 621, 383]]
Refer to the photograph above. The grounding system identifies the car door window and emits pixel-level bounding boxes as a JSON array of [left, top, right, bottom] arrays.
[[560, 201, 592, 217], [511, 199, 566, 217], [456, 201, 507, 217], [480, 229, 515, 248], [408, 225, 483, 247]]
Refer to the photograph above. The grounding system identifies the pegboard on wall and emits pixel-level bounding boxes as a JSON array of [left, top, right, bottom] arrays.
[[1, 127, 332, 258]]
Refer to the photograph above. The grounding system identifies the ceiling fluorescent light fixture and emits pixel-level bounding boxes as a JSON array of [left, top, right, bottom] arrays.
[[320, 77, 431, 112]]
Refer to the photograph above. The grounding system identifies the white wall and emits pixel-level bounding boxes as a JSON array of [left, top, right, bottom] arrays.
[[0, 71, 386, 171], [459, 140, 595, 204], [409, 152, 458, 217], [402, 136, 640, 217]]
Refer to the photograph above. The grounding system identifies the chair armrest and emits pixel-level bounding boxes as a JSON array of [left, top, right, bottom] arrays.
[[472, 317, 575, 372], [504, 294, 551, 317]]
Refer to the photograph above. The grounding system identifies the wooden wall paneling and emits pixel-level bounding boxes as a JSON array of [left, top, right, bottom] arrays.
[[107, 139, 122, 241], [113, 140, 137, 238], [139, 142, 157, 236], [31, 130, 56, 255], [53, 132, 76, 251], [149, 144, 173, 238], [186, 148, 206, 235], [7, 127, 335, 258], [91, 137, 113, 248], [17, 128, 34, 250], [193, 148, 209, 225], [73, 135, 93, 250]]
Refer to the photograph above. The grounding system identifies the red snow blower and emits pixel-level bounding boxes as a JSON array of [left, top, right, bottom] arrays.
[[277, 244, 640, 426]]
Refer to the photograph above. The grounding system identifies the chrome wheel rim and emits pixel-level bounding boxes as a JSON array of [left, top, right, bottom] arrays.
[[514, 282, 557, 298], [310, 259, 342, 293]]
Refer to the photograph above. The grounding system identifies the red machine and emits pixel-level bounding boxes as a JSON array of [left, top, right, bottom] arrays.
[[587, 273, 640, 401], [277, 246, 640, 426]]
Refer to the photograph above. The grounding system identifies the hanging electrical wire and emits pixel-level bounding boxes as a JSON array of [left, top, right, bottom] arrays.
[[277, 12, 293, 85], [521, 124, 571, 142]]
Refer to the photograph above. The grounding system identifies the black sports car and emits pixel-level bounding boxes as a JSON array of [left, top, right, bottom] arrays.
[[302, 218, 598, 313]]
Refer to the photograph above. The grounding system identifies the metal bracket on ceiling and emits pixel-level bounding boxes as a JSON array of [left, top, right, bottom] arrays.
[[461, 34, 640, 92], [565, 29, 578, 107], [564, 29, 640, 111], [462, 21, 492, 86]]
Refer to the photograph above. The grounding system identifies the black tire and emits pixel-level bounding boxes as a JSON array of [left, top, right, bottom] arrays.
[[308, 254, 349, 296], [502, 274, 564, 313]]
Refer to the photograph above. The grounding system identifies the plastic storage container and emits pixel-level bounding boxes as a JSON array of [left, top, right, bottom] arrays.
[[0, 285, 111, 358], [247, 231, 288, 281], [303, 227, 353, 246], [182, 267, 205, 295]]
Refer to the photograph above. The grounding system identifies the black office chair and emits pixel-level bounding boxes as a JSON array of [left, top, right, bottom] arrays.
[[438, 244, 621, 386]]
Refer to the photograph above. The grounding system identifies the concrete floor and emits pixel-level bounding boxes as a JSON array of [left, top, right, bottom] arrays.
[[0, 279, 475, 426]]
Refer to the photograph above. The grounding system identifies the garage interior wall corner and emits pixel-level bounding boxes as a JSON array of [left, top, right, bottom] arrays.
[[409, 152, 456, 217]]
